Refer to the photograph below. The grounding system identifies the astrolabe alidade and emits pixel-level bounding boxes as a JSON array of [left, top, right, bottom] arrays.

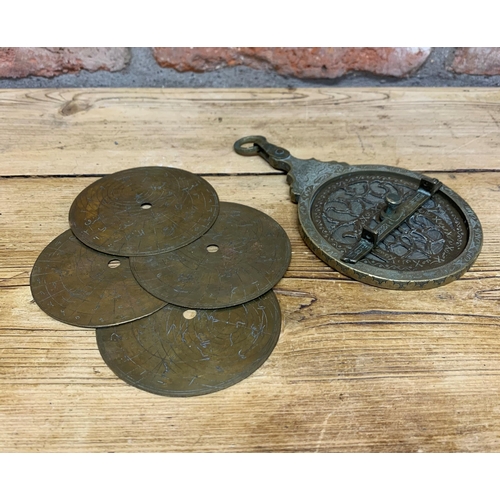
[[96, 290, 281, 397], [69, 166, 219, 256], [234, 136, 483, 290]]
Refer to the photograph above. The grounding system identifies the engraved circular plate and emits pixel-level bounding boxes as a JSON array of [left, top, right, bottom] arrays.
[[30, 230, 166, 328], [299, 168, 483, 289], [96, 290, 281, 397], [131, 202, 291, 308], [69, 166, 219, 256]]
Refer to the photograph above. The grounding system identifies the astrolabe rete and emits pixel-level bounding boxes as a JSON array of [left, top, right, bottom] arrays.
[[30, 230, 165, 328], [69, 166, 219, 256], [130, 202, 291, 308], [96, 290, 281, 396], [234, 136, 482, 290]]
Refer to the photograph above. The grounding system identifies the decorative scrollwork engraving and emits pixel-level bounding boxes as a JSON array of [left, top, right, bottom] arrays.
[[311, 173, 467, 271]]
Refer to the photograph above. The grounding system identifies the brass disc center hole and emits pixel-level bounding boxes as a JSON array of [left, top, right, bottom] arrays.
[[108, 259, 121, 269], [206, 245, 219, 253], [183, 310, 197, 320]]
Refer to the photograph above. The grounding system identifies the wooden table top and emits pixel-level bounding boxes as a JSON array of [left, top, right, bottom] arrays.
[[0, 88, 499, 452]]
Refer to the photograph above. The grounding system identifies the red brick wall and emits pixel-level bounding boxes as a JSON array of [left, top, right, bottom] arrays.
[[0, 48, 130, 78], [1, 47, 500, 80]]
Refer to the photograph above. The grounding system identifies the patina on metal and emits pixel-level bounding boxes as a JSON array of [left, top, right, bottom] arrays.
[[69, 166, 219, 257], [130, 201, 291, 308], [30, 230, 165, 328], [234, 136, 483, 290], [96, 290, 281, 397]]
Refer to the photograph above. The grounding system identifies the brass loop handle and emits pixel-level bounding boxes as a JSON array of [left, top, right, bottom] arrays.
[[233, 136, 268, 156], [234, 136, 291, 174]]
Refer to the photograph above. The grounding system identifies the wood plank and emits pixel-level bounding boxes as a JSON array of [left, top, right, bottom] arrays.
[[1, 88, 500, 176], [1, 278, 499, 452], [1, 88, 500, 452], [1, 172, 499, 451]]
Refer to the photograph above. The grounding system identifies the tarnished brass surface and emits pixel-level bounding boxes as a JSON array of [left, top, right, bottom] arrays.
[[131, 202, 291, 308], [30, 230, 166, 327], [96, 290, 281, 397], [234, 136, 483, 290], [69, 166, 219, 256]]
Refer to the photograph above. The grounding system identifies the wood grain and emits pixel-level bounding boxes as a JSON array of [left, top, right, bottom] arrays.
[[1, 88, 500, 176], [1, 88, 499, 452]]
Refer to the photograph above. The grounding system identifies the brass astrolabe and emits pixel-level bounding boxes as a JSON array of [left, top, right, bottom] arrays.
[[234, 136, 483, 290], [96, 290, 281, 397], [69, 166, 219, 256]]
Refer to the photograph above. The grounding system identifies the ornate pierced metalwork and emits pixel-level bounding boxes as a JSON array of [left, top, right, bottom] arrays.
[[234, 136, 482, 290]]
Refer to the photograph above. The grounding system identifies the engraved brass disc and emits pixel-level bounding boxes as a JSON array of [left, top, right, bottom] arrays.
[[302, 169, 482, 289], [30, 230, 165, 327], [96, 290, 281, 397], [130, 202, 291, 308], [69, 166, 219, 256], [234, 136, 483, 290]]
